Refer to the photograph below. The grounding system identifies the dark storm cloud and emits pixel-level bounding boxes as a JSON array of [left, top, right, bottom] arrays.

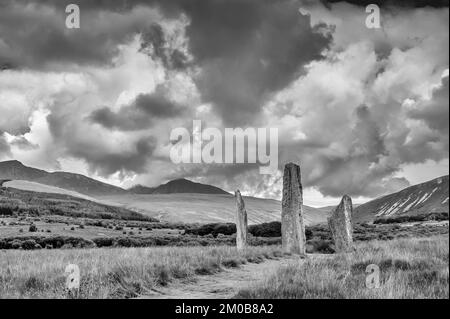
[[353, 105, 387, 158], [318, 0, 449, 8], [409, 76, 449, 136], [0, 0, 163, 69], [0, 0, 331, 125], [399, 75, 450, 164], [0, 63, 14, 71], [71, 137, 158, 177], [140, 23, 190, 70], [178, 0, 331, 125], [47, 109, 157, 176], [89, 85, 185, 131], [305, 157, 410, 198]]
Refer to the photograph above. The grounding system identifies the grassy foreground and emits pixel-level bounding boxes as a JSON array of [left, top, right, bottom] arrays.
[[236, 236, 449, 299], [0, 245, 284, 299]]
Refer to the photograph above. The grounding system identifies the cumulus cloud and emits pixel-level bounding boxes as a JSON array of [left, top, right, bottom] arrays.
[[0, 0, 448, 203], [6, 135, 38, 151], [258, 2, 449, 198], [0, 132, 11, 158]]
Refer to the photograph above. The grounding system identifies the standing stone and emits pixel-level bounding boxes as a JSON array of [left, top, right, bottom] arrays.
[[281, 163, 306, 255], [328, 195, 354, 253], [235, 190, 248, 250]]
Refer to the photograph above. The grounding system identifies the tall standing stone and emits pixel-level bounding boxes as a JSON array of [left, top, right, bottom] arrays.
[[328, 195, 354, 253], [281, 163, 306, 255], [235, 190, 248, 250]]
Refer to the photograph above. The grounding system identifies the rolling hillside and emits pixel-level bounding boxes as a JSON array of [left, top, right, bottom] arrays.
[[3, 180, 101, 203], [0, 160, 126, 196], [0, 185, 155, 222], [98, 193, 328, 225], [354, 175, 449, 223], [128, 185, 156, 194]]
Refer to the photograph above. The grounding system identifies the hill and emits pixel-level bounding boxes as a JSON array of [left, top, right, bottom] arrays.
[[98, 193, 328, 226], [354, 175, 449, 223], [0, 185, 155, 222], [150, 179, 230, 195], [128, 185, 156, 194], [0, 160, 126, 196], [3, 180, 100, 202]]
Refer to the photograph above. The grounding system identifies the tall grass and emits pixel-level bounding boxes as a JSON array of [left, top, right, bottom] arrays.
[[0, 245, 284, 299], [235, 236, 449, 299]]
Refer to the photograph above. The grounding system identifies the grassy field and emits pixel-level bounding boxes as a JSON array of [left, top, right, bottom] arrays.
[[236, 236, 449, 299], [1, 236, 448, 299], [0, 245, 285, 299]]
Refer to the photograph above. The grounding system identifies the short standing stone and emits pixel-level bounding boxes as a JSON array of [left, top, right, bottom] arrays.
[[281, 163, 306, 255], [328, 195, 354, 252], [235, 190, 248, 250]]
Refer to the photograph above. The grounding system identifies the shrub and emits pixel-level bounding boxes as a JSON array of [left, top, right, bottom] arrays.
[[374, 212, 449, 224], [155, 266, 170, 286], [92, 237, 114, 247], [185, 223, 236, 237], [306, 239, 335, 254], [249, 222, 280, 237], [21, 239, 38, 250], [0, 205, 15, 216], [222, 258, 240, 268], [29, 224, 38, 232], [10, 240, 22, 249]]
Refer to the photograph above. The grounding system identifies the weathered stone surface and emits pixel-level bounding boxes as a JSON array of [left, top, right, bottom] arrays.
[[235, 190, 248, 250], [328, 195, 354, 252], [281, 163, 306, 255]]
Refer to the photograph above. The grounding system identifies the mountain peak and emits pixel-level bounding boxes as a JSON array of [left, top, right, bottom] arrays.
[[134, 178, 230, 195], [1, 160, 24, 166]]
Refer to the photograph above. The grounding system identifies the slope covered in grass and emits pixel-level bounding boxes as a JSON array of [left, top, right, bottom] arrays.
[[0, 245, 284, 298], [235, 236, 449, 299], [99, 193, 327, 225], [0, 187, 155, 222], [4, 180, 100, 202]]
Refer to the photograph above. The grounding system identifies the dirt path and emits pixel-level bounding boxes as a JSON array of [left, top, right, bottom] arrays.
[[138, 256, 303, 299]]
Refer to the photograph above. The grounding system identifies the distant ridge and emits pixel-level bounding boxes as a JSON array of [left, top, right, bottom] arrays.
[[0, 160, 126, 196], [354, 175, 449, 223], [0, 160, 231, 197], [129, 179, 230, 195], [128, 184, 156, 194]]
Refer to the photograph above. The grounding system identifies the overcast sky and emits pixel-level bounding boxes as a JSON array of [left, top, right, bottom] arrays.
[[0, 0, 448, 206]]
